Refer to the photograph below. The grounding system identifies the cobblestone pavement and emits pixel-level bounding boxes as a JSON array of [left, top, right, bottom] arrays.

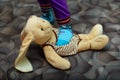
[[0, 0, 120, 80]]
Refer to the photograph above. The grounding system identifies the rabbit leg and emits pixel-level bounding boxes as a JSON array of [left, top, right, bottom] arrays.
[[90, 35, 109, 50], [77, 35, 109, 52], [79, 24, 103, 40]]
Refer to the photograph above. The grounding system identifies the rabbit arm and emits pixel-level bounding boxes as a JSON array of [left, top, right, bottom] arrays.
[[43, 46, 71, 70]]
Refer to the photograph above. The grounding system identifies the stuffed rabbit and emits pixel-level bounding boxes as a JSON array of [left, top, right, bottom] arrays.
[[14, 15, 109, 72]]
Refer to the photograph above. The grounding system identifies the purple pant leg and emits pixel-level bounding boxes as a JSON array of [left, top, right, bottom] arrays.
[[37, 0, 50, 5], [37, 0, 70, 24], [37, 0, 51, 12], [50, 0, 70, 20]]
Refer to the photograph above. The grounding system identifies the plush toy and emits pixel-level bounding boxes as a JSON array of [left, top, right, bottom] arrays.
[[14, 15, 109, 72]]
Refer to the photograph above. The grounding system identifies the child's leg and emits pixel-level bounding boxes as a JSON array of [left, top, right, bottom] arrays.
[[50, 0, 70, 25], [50, 0, 73, 46], [37, 0, 54, 23], [37, 0, 51, 12]]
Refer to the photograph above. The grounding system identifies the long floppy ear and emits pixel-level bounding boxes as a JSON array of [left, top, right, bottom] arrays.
[[15, 32, 34, 72], [20, 29, 27, 42]]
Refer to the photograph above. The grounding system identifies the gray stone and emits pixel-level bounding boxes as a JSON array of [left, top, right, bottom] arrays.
[[98, 0, 113, 7], [111, 37, 120, 44], [107, 70, 120, 80], [68, 0, 81, 14], [0, 22, 6, 28], [13, 7, 32, 16], [118, 45, 120, 52], [109, 9, 120, 17], [104, 23, 120, 32], [106, 61, 120, 73], [91, 0, 99, 5], [108, 51, 120, 59], [71, 13, 81, 24], [85, 7, 110, 18], [108, 3, 119, 10], [79, 51, 93, 62], [108, 17, 120, 24], [99, 17, 109, 24], [73, 23, 88, 33], [96, 52, 117, 65], [0, 6, 13, 23]]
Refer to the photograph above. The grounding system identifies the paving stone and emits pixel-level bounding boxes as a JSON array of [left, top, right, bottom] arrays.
[[0, 0, 120, 80]]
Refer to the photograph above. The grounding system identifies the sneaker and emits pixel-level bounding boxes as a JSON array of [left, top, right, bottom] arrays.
[[56, 24, 73, 46], [41, 8, 54, 24]]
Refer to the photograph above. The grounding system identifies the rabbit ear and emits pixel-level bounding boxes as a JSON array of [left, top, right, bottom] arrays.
[[20, 29, 27, 42], [15, 32, 34, 72]]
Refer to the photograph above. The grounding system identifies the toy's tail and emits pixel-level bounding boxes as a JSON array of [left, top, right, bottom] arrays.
[[15, 32, 34, 72]]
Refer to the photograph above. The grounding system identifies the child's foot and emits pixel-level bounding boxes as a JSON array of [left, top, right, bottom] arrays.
[[56, 24, 73, 46], [41, 8, 54, 24]]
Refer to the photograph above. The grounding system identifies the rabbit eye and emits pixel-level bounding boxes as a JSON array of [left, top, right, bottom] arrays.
[[41, 28, 43, 30]]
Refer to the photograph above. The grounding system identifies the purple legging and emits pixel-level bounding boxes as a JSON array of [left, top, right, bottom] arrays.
[[37, 0, 70, 21]]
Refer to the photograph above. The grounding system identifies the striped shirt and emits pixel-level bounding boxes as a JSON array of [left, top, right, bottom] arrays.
[[43, 28, 81, 56]]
